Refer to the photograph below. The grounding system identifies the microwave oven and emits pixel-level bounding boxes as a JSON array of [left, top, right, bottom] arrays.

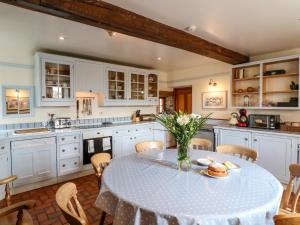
[[249, 114, 280, 129]]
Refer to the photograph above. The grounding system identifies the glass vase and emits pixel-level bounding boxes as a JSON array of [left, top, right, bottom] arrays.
[[177, 142, 191, 171]]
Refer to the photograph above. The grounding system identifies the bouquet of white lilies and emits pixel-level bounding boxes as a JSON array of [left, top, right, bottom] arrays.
[[156, 111, 210, 170]]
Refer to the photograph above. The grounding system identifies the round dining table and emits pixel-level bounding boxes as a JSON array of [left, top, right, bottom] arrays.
[[95, 149, 283, 225]]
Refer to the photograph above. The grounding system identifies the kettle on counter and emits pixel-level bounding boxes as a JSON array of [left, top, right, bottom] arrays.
[[229, 112, 239, 126]]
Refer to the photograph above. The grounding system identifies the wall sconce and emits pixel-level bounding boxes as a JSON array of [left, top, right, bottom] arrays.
[[209, 79, 217, 87]]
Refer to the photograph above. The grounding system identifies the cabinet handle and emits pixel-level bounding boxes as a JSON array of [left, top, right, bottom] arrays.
[[136, 129, 138, 132], [244, 138, 248, 141], [116, 131, 119, 134], [128, 130, 130, 132], [253, 139, 257, 142], [61, 138, 65, 141], [62, 149, 66, 152], [130, 137, 132, 140], [42, 96, 45, 98], [74, 136, 77, 139], [134, 137, 136, 139], [97, 132, 100, 135], [74, 162, 78, 165], [0, 146, 5, 150], [62, 164, 66, 167], [74, 147, 77, 150]]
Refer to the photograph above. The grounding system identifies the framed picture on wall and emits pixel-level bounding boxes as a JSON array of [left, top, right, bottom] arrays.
[[202, 91, 227, 109]]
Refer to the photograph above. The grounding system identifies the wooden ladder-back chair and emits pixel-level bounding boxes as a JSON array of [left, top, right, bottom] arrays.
[[280, 164, 300, 214], [190, 138, 212, 151], [274, 213, 300, 225], [56, 182, 108, 225], [0, 175, 36, 225], [91, 153, 111, 189], [135, 141, 164, 153], [216, 145, 258, 162]]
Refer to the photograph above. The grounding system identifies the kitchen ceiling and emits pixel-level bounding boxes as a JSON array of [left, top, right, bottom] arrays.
[[0, 3, 221, 72], [106, 0, 300, 56]]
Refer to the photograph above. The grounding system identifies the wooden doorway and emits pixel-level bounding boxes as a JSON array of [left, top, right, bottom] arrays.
[[174, 87, 192, 113]]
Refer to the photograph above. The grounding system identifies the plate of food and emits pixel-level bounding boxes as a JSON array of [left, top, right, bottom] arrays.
[[200, 162, 229, 178], [196, 158, 213, 166], [223, 161, 240, 170]]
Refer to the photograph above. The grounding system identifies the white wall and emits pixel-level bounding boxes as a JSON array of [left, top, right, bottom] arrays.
[[167, 48, 300, 122]]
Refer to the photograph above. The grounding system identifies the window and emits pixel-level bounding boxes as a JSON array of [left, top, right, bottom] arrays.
[[2, 86, 34, 117]]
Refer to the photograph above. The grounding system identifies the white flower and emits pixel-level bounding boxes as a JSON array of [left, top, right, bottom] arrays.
[[177, 115, 190, 125], [190, 113, 201, 119]]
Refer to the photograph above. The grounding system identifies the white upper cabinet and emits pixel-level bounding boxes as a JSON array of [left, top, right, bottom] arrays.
[[147, 73, 159, 105], [35, 53, 75, 106], [75, 60, 103, 93], [128, 71, 147, 105]]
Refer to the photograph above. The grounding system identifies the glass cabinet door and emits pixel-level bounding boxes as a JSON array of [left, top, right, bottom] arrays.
[[148, 74, 158, 98], [3, 86, 33, 117], [130, 73, 145, 100], [107, 70, 126, 100], [44, 61, 72, 100]]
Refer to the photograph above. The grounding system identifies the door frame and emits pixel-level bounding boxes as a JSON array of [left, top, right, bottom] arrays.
[[174, 86, 192, 113]]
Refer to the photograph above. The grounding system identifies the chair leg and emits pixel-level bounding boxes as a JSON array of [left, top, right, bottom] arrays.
[[99, 211, 107, 225]]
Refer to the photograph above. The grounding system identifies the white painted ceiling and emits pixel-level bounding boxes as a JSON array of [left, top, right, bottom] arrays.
[[106, 0, 300, 56], [0, 3, 219, 72]]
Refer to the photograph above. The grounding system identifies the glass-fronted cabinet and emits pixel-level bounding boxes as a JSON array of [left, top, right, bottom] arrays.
[[2, 86, 33, 117], [148, 74, 159, 103], [35, 53, 75, 107], [107, 69, 126, 100], [130, 72, 146, 101]]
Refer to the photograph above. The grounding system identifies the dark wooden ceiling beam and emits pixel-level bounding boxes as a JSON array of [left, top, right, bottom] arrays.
[[1, 0, 249, 64]]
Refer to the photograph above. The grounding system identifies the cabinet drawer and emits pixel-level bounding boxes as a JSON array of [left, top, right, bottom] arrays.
[[113, 128, 132, 136], [0, 142, 9, 153], [59, 157, 80, 175], [58, 134, 80, 144], [11, 137, 56, 149], [59, 143, 80, 157], [134, 125, 153, 133]]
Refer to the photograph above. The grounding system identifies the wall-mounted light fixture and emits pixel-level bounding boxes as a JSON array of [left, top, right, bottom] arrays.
[[208, 79, 217, 87]]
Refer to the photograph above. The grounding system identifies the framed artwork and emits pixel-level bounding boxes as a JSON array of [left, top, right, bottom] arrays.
[[202, 91, 227, 109]]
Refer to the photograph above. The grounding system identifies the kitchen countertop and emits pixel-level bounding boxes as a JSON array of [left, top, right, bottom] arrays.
[[3, 120, 157, 141], [214, 124, 300, 137]]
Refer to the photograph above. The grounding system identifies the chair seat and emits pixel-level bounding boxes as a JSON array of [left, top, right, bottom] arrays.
[[279, 208, 292, 215], [0, 210, 33, 225]]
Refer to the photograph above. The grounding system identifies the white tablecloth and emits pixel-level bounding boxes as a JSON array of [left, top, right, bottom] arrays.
[[95, 149, 283, 225]]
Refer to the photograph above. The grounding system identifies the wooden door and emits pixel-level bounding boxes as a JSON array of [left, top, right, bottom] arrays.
[[174, 87, 192, 113]]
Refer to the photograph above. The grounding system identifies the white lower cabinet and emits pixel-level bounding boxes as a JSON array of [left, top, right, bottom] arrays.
[[0, 141, 10, 200], [216, 128, 298, 184], [218, 129, 251, 147], [11, 137, 57, 187], [57, 132, 82, 176], [252, 133, 294, 183], [113, 123, 154, 158]]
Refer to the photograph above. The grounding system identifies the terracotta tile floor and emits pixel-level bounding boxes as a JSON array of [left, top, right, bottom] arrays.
[[0, 175, 112, 225]]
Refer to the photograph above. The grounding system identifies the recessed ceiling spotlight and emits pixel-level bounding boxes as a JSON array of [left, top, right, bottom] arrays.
[[107, 30, 117, 37], [157, 57, 162, 61], [59, 36, 65, 40], [185, 25, 197, 33]]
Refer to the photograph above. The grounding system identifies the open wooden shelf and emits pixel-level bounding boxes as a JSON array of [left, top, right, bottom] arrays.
[[233, 77, 260, 81], [263, 90, 298, 94], [232, 92, 259, 95], [263, 73, 299, 79]]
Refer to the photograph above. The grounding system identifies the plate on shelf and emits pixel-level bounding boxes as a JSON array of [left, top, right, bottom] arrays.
[[196, 158, 212, 166], [200, 169, 229, 179]]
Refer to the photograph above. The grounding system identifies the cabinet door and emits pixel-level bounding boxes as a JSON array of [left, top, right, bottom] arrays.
[[252, 133, 293, 183], [113, 136, 123, 158], [41, 59, 75, 104], [75, 61, 102, 93], [147, 73, 159, 105], [106, 68, 127, 101], [219, 129, 251, 147], [121, 135, 135, 156], [0, 153, 9, 200], [129, 72, 146, 104]]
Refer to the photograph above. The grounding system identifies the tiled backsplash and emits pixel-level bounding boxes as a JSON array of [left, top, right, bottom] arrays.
[[0, 116, 132, 131]]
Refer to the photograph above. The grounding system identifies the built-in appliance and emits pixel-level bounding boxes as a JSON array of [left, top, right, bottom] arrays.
[[82, 129, 112, 165], [54, 117, 71, 129], [195, 125, 215, 151], [249, 114, 280, 129], [140, 114, 156, 121]]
